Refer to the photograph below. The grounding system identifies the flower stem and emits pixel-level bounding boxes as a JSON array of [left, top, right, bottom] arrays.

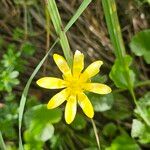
[[91, 119, 101, 150], [113, 80, 150, 93]]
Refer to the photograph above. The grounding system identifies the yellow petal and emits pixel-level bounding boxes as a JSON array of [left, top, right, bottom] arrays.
[[78, 92, 94, 118], [65, 95, 77, 124], [84, 83, 111, 94], [53, 54, 72, 78], [36, 77, 67, 89], [80, 61, 103, 81], [73, 50, 84, 78], [47, 88, 70, 109]]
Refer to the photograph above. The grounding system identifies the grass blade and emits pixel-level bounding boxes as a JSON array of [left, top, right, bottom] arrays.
[[64, 0, 92, 32], [46, 0, 72, 66], [18, 1, 92, 149], [19, 40, 58, 150], [0, 131, 6, 150], [102, 0, 126, 61]]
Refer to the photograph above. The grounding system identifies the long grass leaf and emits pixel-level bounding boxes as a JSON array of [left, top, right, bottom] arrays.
[[47, 0, 72, 66], [19, 40, 58, 150], [102, 0, 126, 61], [0, 131, 6, 150], [64, 0, 92, 32]]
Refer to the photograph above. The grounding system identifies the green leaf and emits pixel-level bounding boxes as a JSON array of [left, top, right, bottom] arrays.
[[131, 119, 150, 144], [103, 123, 117, 137], [106, 132, 140, 150], [10, 71, 19, 78], [24, 105, 59, 147], [24, 123, 54, 142], [109, 55, 135, 89], [131, 119, 145, 138], [103, 93, 132, 120], [134, 92, 150, 126], [0, 69, 20, 92], [88, 93, 113, 112], [24, 104, 62, 127], [71, 114, 86, 130], [1, 45, 26, 72], [130, 29, 150, 64], [40, 124, 54, 141], [91, 75, 107, 83]]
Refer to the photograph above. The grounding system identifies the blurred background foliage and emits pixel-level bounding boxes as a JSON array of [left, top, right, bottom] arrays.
[[0, 0, 150, 150]]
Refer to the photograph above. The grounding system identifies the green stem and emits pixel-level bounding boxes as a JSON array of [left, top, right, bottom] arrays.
[[91, 119, 101, 150], [114, 80, 150, 93]]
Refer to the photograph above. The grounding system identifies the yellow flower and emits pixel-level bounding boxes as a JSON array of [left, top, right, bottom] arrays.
[[36, 50, 111, 124]]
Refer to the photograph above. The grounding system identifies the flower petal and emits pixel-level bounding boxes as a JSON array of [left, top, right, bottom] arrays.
[[80, 61, 103, 81], [73, 50, 84, 78], [53, 54, 72, 78], [65, 95, 77, 124], [36, 77, 67, 89], [78, 92, 94, 118], [47, 88, 70, 109], [84, 83, 111, 94]]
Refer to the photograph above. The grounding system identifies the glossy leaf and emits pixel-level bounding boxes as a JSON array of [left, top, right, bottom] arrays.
[[88, 93, 113, 112], [109, 55, 135, 89], [134, 92, 150, 126], [24, 104, 62, 127], [131, 119, 150, 144], [130, 29, 150, 64]]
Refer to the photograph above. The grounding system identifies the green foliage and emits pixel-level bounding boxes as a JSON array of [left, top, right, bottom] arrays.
[[102, 123, 117, 137], [24, 104, 62, 126], [131, 119, 150, 144], [18, 1, 94, 149], [0, 38, 36, 148], [71, 114, 87, 130], [91, 74, 108, 83], [106, 132, 140, 150], [0, 0, 149, 149], [21, 42, 36, 56], [24, 104, 62, 149], [130, 29, 150, 64], [110, 55, 135, 89], [1, 44, 26, 71], [89, 93, 114, 112], [12, 28, 25, 40], [104, 93, 132, 120], [134, 92, 150, 126], [0, 69, 19, 92], [135, 0, 150, 4], [0, 102, 18, 139]]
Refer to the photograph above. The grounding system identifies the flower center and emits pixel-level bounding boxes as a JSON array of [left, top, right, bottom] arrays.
[[67, 78, 83, 94]]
